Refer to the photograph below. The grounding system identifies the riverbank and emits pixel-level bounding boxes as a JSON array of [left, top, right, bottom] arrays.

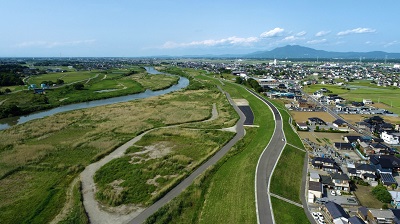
[[0, 68, 236, 223], [0, 67, 185, 130]]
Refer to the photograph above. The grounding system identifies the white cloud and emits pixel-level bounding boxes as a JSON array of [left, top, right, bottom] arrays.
[[15, 39, 96, 48], [307, 39, 327, 44], [384, 40, 399, 48], [315, 31, 331, 37], [337, 28, 376, 36], [282, 35, 299, 42], [260, 27, 284, 38], [162, 36, 259, 49], [296, 31, 307, 37]]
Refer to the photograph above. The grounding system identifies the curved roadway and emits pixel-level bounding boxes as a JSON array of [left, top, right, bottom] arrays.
[[246, 89, 286, 224], [128, 88, 246, 224]]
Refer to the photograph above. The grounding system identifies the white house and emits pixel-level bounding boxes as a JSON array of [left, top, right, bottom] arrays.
[[381, 131, 399, 145], [363, 99, 373, 105]]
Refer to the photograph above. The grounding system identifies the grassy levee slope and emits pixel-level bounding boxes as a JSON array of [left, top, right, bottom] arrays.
[[0, 69, 235, 223], [271, 197, 310, 224], [145, 76, 274, 224], [269, 99, 309, 223]]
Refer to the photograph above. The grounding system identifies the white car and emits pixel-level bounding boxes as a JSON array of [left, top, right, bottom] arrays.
[[336, 190, 342, 196], [330, 190, 336, 196], [312, 212, 319, 219]]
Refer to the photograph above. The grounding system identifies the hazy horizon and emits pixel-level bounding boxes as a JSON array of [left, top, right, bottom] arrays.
[[1, 0, 399, 57]]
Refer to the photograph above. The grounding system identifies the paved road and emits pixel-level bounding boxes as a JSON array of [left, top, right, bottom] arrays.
[[246, 89, 286, 224], [128, 88, 246, 224]]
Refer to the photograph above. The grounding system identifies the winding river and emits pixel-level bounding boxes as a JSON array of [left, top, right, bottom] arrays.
[[0, 67, 189, 130]]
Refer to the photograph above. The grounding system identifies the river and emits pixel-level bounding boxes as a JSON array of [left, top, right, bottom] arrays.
[[0, 67, 189, 130]]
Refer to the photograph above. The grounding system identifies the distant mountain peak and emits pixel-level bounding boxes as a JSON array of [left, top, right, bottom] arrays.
[[245, 45, 400, 59]]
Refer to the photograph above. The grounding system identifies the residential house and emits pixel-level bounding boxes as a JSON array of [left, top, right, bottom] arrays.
[[334, 142, 353, 150], [344, 136, 361, 143], [330, 172, 350, 192], [296, 122, 308, 131], [322, 201, 350, 223], [358, 206, 369, 221], [367, 208, 395, 224], [309, 181, 323, 199], [310, 172, 320, 182], [348, 216, 365, 224], [390, 191, 400, 209], [355, 163, 378, 181], [312, 157, 340, 172], [381, 131, 400, 145], [370, 155, 400, 173], [333, 119, 348, 131], [363, 99, 373, 105], [308, 117, 327, 125], [391, 209, 400, 224], [370, 143, 392, 155]]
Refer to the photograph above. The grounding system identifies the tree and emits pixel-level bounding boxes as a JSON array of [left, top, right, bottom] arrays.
[[235, 77, 243, 84], [372, 184, 392, 203], [56, 79, 65, 85], [73, 83, 84, 90]]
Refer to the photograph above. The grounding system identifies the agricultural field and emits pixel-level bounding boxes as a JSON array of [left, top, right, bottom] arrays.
[[0, 71, 237, 223], [303, 81, 400, 115], [290, 111, 336, 124]]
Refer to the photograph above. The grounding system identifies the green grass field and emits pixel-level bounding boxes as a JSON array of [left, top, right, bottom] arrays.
[[270, 145, 305, 203], [28, 71, 99, 85], [303, 81, 400, 114], [271, 197, 310, 224], [144, 73, 274, 224]]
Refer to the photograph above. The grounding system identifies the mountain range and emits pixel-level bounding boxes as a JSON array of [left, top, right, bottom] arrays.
[[180, 45, 400, 59], [244, 45, 400, 59]]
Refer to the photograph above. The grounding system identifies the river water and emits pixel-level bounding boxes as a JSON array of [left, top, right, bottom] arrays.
[[0, 67, 189, 130]]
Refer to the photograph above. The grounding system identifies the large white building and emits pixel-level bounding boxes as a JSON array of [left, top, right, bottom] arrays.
[[381, 131, 399, 145]]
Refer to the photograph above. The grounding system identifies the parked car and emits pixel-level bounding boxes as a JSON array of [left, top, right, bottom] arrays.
[[312, 212, 319, 219], [347, 198, 357, 203], [336, 190, 342, 196], [330, 190, 336, 196]]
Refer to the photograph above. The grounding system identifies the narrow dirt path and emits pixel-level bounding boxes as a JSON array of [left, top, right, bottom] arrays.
[[50, 177, 79, 224], [80, 103, 221, 224]]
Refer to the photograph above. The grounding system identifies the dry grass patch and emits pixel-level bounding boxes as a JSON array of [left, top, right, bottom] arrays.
[[298, 132, 346, 145], [290, 111, 336, 123], [341, 113, 400, 125], [354, 184, 384, 208]]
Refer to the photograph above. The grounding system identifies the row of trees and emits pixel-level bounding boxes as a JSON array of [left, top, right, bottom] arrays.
[[235, 77, 264, 93], [41, 79, 64, 86], [0, 74, 24, 86]]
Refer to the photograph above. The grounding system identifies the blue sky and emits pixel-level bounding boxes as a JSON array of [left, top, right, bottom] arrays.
[[1, 0, 399, 57]]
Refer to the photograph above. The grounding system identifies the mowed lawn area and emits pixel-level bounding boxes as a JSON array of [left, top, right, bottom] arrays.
[[269, 99, 308, 222], [271, 197, 310, 224]]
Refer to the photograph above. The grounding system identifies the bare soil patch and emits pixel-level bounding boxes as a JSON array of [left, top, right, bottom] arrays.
[[233, 98, 249, 106], [290, 111, 336, 123]]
